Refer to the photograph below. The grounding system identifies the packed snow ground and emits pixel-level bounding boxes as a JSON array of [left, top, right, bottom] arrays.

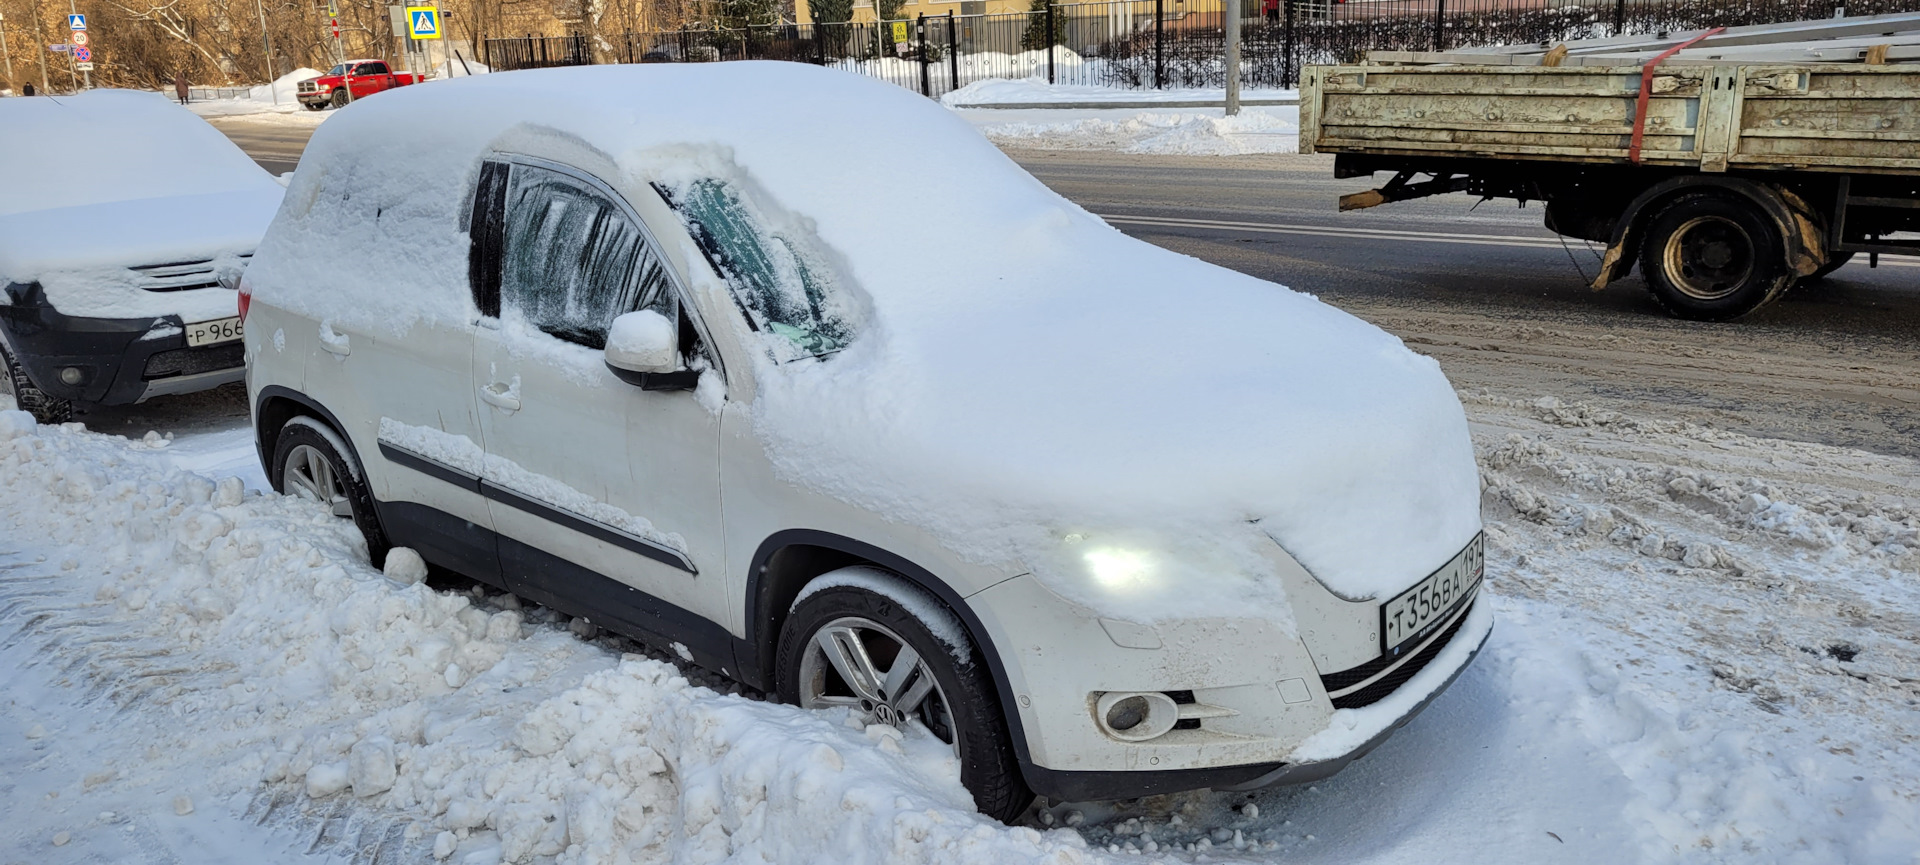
[[2, 377, 1914, 863], [953, 106, 1299, 156]]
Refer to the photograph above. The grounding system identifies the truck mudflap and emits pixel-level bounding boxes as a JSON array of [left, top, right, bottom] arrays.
[[1591, 175, 1826, 290]]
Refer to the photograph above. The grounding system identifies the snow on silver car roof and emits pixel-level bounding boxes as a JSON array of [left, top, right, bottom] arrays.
[[251, 63, 1481, 615]]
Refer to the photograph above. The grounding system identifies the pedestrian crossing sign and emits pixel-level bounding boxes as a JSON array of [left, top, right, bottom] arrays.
[[406, 6, 440, 39]]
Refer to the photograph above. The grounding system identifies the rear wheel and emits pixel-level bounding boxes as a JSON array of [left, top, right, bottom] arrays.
[[329, 88, 349, 109], [777, 569, 1031, 823], [270, 417, 390, 566], [1638, 192, 1794, 321], [1, 345, 72, 425]]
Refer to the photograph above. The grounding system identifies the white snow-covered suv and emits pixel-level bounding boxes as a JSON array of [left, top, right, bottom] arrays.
[[243, 64, 1490, 821]]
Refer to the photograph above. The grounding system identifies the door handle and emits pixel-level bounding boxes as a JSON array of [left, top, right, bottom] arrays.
[[319, 324, 350, 356], [480, 383, 520, 411]]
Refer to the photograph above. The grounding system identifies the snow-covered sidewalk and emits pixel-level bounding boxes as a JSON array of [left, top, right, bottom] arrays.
[[941, 78, 1298, 109], [1, 382, 1915, 863]]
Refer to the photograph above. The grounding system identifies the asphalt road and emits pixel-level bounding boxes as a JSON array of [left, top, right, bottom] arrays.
[[211, 117, 1920, 458]]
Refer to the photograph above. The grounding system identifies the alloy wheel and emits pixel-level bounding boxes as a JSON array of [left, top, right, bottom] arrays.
[[284, 443, 353, 518], [798, 615, 959, 755]]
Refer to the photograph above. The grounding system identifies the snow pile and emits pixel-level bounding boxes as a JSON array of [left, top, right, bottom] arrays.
[[435, 58, 492, 78], [0, 90, 283, 319], [184, 67, 326, 117], [251, 63, 1477, 614], [0, 410, 1097, 863], [975, 106, 1299, 155], [942, 77, 1297, 107]]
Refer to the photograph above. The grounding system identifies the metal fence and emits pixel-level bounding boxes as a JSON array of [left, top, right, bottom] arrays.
[[483, 0, 1920, 97]]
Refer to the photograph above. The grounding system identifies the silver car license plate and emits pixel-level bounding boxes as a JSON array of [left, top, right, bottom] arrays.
[[185, 316, 244, 347], [1382, 533, 1484, 652]]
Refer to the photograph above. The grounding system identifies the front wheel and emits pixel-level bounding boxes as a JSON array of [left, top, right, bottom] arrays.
[[776, 568, 1032, 823], [1638, 192, 1795, 321], [270, 417, 390, 566], [329, 88, 349, 109], [1, 344, 72, 424]]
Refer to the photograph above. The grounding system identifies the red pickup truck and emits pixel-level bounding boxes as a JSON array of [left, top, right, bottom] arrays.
[[296, 60, 423, 111]]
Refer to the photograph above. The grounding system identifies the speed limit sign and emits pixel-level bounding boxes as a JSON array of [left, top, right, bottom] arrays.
[[72, 30, 88, 46]]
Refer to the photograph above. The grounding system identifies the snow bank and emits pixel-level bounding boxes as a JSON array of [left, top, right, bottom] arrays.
[[974, 106, 1299, 156], [435, 58, 492, 78], [0, 411, 1099, 863], [250, 63, 1477, 612], [183, 67, 325, 117], [942, 77, 1298, 107]]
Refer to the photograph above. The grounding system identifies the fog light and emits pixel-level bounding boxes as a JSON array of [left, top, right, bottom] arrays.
[[58, 367, 83, 385], [1093, 691, 1179, 742]]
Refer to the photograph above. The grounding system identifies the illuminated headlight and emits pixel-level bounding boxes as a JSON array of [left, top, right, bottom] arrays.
[[1082, 547, 1156, 592]]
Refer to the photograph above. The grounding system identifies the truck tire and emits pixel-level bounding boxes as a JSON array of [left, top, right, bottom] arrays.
[[303, 101, 325, 112], [2, 344, 72, 425], [1638, 192, 1795, 321], [330, 88, 349, 109]]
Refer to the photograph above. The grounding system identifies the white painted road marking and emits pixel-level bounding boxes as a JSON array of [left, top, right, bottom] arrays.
[[1100, 212, 1920, 267]]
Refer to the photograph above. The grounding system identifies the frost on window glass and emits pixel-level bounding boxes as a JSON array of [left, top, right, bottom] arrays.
[[656, 178, 853, 360], [500, 165, 673, 349]]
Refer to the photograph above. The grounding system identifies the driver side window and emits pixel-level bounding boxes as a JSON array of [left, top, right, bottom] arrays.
[[484, 162, 676, 350]]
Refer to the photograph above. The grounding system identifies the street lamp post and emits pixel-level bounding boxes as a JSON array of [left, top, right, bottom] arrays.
[[1224, 0, 1241, 115], [254, 0, 277, 102], [28, 0, 51, 93]]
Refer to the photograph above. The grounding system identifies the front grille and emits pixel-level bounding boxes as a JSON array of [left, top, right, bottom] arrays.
[[128, 255, 249, 292], [143, 342, 244, 380], [1321, 599, 1474, 710]]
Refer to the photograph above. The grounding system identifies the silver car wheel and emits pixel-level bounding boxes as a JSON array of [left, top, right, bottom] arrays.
[[283, 443, 353, 518], [799, 615, 959, 756]]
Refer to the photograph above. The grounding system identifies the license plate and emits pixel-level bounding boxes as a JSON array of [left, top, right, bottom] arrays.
[[185, 316, 244, 347], [1382, 534, 1484, 652]]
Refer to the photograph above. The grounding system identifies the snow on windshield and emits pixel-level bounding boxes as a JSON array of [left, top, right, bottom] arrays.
[[656, 177, 855, 361]]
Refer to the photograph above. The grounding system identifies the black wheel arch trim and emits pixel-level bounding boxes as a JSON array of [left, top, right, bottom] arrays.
[[742, 528, 1034, 766], [254, 385, 367, 487]]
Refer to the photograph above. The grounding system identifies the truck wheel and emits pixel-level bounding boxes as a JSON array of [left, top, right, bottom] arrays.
[[776, 569, 1032, 823], [270, 416, 391, 567], [303, 101, 325, 112], [1638, 192, 1794, 321], [330, 88, 349, 109], [1, 345, 72, 425]]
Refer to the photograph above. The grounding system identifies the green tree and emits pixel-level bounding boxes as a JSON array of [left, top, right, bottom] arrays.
[[1020, 0, 1059, 50], [876, 0, 905, 21], [716, 0, 778, 28], [809, 0, 852, 24]]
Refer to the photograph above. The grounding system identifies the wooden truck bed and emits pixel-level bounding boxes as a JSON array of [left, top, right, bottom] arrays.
[[1300, 63, 1920, 176]]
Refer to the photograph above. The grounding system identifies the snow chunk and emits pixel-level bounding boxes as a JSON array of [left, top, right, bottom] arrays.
[[305, 761, 350, 798], [348, 737, 398, 797], [0, 411, 34, 442], [383, 547, 428, 585]]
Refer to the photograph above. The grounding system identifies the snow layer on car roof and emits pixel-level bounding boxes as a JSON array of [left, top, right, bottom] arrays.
[[251, 63, 1480, 613]]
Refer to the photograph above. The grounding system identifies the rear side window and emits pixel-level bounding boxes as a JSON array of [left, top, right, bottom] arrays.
[[478, 162, 674, 349], [655, 178, 853, 360], [355, 62, 388, 75]]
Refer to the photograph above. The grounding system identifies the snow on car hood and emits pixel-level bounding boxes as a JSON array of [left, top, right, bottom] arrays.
[[249, 63, 1480, 614], [0, 90, 284, 321]]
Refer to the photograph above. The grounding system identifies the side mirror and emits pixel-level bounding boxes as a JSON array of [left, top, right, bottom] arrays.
[[605, 310, 698, 391]]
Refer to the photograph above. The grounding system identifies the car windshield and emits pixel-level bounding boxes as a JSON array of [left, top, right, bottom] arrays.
[[655, 178, 853, 360], [327, 64, 346, 75]]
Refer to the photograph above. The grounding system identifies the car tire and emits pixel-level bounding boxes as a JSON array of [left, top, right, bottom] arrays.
[[1796, 250, 1854, 289], [270, 417, 391, 567], [1, 344, 72, 425], [1638, 192, 1795, 321], [330, 88, 349, 109], [776, 569, 1032, 823]]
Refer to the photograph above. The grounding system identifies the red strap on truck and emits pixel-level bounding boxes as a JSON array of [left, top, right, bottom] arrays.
[[1628, 27, 1724, 164]]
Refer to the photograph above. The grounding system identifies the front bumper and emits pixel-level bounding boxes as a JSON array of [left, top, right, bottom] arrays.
[[1023, 599, 1491, 801], [0, 281, 245, 406]]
